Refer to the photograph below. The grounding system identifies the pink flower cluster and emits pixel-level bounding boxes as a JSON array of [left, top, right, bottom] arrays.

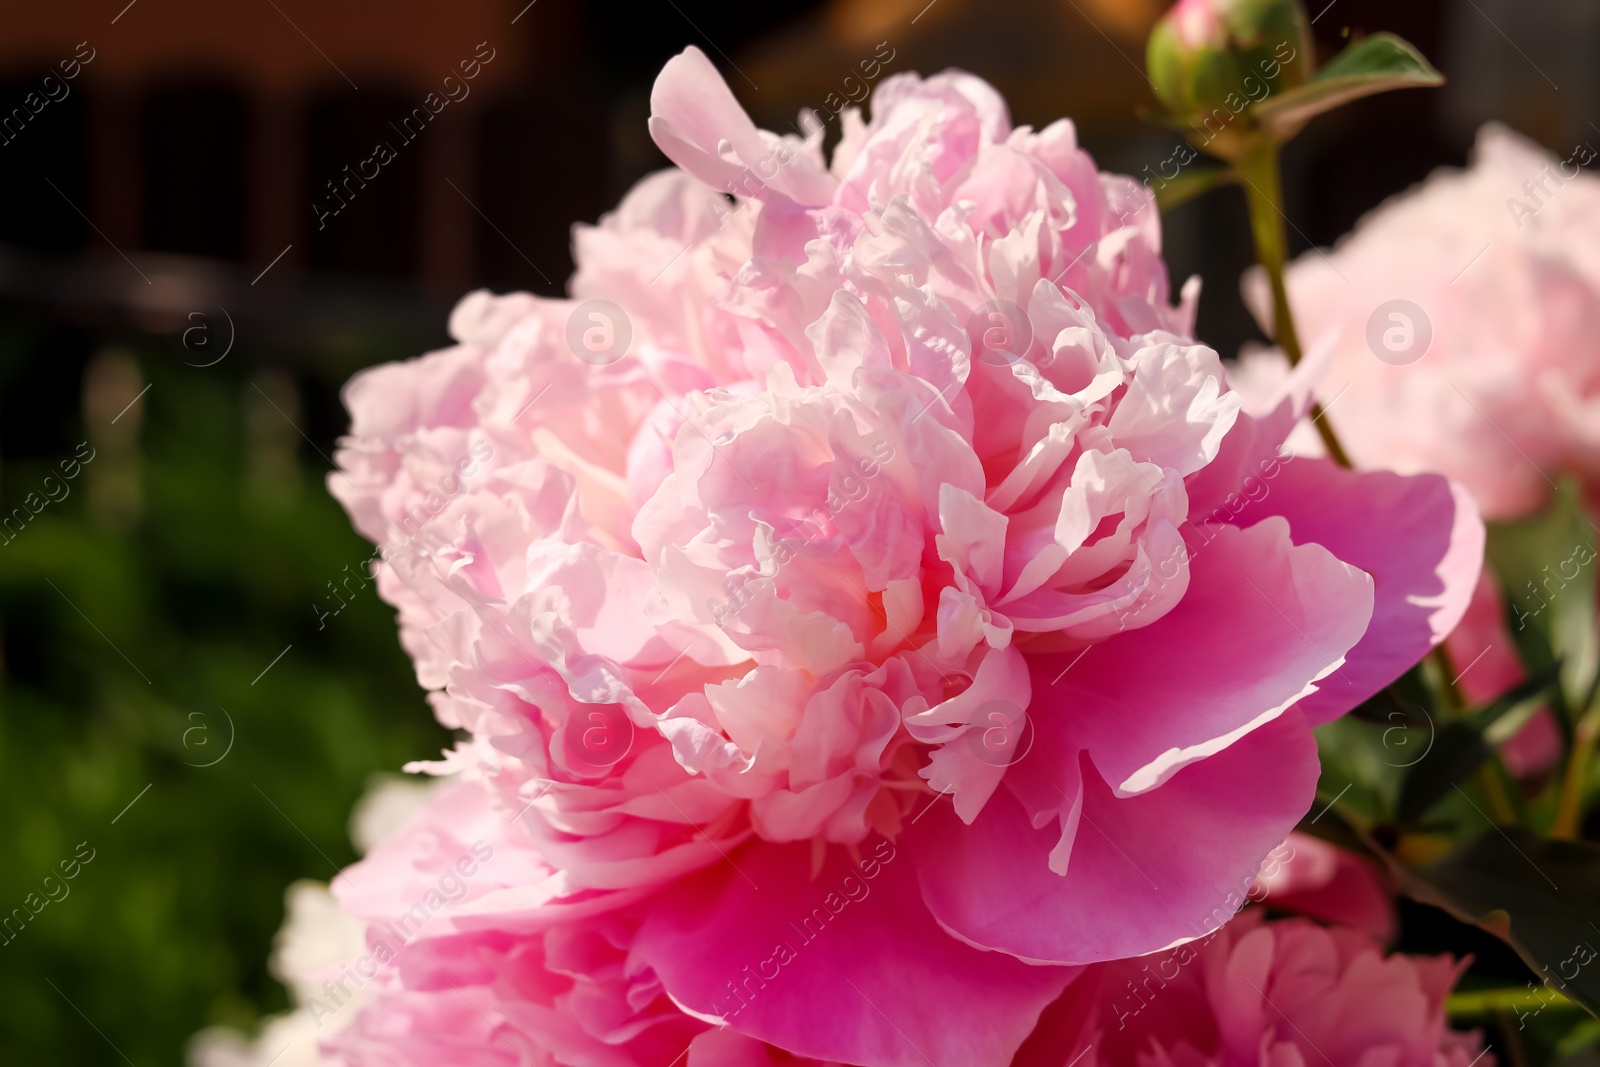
[[314, 48, 1484, 1067], [1035, 910, 1484, 1067]]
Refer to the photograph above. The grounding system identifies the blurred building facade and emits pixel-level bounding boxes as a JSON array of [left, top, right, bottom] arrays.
[[3, 0, 1598, 523], [0, 0, 596, 294], [4, 0, 1594, 305]]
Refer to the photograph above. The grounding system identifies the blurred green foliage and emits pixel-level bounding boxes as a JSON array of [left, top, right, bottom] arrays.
[[1305, 480, 1600, 1063], [0, 314, 451, 1064]]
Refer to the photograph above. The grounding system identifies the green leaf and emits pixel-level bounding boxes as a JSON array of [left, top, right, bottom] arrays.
[[1153, 166, 1237, 213], [1396, 668, 1558, 824], [1312, 713, 1408, 823], [1479, 664, 1564, 746], [1399, 828, 1600, 1021], [1557, 1016, 1600, 1058], [1485, 480, 1599, 730], [1397, 722, 1490, 824], [1349, 664, 1435, 726], [1254, 33, 1444, 140]]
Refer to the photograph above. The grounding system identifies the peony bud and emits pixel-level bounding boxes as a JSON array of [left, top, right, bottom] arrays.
[[1147, 0, 1312, 156]]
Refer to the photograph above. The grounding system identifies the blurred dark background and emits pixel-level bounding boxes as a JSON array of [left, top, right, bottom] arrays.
[[0, 0, 1592, 1061]]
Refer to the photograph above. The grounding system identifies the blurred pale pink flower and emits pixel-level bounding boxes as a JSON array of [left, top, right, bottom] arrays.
[[1245, 123, 1600, 522], [325, 47, 1481, 1067], [1021, 910, 1486, 1067], [1238, 122, 1592, 774], [188, 779, 434, 1067]]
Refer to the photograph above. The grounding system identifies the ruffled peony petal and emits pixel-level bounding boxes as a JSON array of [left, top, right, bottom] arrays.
[[631, 838, 1076, 1067], [1028, 517, 1371, 798], [648, 46, 835, 208], [910, 712, 1320, 965], [1233, 459, 1484, 725]]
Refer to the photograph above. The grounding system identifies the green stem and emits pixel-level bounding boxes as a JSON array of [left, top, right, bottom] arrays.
[[1426, 597, 1523, 821], [1426, 644, 1461, 711], [1237, 141, 1301, 363], [1448, 986, 1578, 1017], [1476, 761, 1521, 825], [1234, 140, 1353, 469], [1497, 1010, 1531, 1067]]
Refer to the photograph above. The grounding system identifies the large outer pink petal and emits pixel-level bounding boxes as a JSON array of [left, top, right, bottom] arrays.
[[630, 838, 1076, 1067], [910, 711, 1320, 965], [1234, 459, 1485, 723], [1031, 517, 1372, 797]]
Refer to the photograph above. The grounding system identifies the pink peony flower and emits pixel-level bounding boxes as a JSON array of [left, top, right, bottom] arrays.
[[1020, 910, 1487, 1067], [1247, 123, 1600, 523], [327, 47, 1481, 1067]]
